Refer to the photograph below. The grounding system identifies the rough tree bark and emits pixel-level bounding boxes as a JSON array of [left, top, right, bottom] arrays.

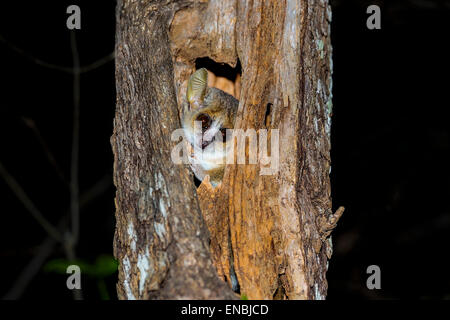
[[112, 0, 342, 300]]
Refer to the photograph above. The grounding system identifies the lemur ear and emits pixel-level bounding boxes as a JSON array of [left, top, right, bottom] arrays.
[[186, 68, 208, 108]]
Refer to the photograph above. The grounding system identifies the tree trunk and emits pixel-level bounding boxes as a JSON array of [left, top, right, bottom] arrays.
[[112, 0, 342, 300]]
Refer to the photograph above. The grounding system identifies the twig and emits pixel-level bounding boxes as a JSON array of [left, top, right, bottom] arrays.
[[2, 175, 112, 300], [69, 31, 81, 245], [0, 161, 63, 242], [66, 32, 82, 299], [21, 117, 68, 186], [79, 52, 115, 73], [0, 32, 114, 74], [2, 226, 59, 300]]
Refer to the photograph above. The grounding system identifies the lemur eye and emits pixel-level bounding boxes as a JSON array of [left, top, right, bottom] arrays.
[[220, 128, 229, 142], [196, 113, 212, 132]]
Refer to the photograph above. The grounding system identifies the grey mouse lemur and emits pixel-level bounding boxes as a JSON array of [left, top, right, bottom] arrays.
[[182, 68, 239, 187]]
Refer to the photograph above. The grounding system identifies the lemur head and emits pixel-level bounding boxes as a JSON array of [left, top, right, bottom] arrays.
[[182, 68, 239, 186]]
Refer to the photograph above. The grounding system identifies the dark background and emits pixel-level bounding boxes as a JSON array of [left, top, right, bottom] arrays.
[[0, 0, 449, 300]]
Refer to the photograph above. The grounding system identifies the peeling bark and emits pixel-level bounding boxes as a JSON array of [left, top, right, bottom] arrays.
[[112, 0, 341, 300]]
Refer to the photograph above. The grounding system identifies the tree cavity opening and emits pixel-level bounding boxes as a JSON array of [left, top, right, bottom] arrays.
[[194, 57, 242, 100]]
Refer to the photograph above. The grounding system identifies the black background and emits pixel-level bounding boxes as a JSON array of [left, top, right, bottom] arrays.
[[0, 0, 449, 300]]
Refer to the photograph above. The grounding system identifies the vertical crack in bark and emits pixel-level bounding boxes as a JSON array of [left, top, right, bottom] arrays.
[[273, 273, 287, 300], [264, 103, 273, 128], [227, 227, 240, 293]]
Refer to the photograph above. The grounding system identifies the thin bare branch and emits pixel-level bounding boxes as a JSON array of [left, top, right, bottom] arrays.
[[69, 31, 81, 245], [79, 52, 115, 73], [0, 33, 114, 74], [2, 175, 112, 300], [21, 117, 68, 186], [0, 161, 62, 242], [2, 228, 58, 300]]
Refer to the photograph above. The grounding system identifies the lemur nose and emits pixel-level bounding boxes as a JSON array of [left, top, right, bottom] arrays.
[[196, 113, 212, 132], [201, 140, 210, 149]]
